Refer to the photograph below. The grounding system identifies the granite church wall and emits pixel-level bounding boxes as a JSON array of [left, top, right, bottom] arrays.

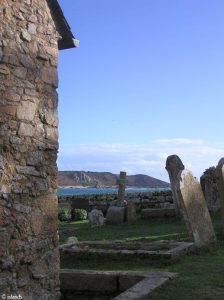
[[0, 0, 60, 298]]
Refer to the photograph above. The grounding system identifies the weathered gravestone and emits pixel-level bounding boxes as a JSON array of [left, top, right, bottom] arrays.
[[166, 155, 185, 214], [177, 169, 216, 247], [200, 167, 220, 212], [216, 158, 224, 234], [88, 209, 105, 227], [126, 201, 137, 223], [106, 171, 127, 224], [106, 206, 126, 224]]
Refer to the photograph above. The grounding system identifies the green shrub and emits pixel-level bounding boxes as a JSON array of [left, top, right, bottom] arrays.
[[58, 207, 71, 222], [71, 208, 87, 221]]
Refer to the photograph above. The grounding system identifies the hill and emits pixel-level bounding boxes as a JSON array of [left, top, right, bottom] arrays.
[[57, 171, 170, 188]]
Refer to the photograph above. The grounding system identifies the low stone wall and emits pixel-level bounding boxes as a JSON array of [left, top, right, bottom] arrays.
[[58, 190, 173, 215], [60, 270, 176, 300]]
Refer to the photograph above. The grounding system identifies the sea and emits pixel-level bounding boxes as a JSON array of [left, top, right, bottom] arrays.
[[57, 187, 170, 196]]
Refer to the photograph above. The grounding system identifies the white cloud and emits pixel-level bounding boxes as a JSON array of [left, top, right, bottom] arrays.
[[154, 138, 204, 146], [57, 138, 224, 182]]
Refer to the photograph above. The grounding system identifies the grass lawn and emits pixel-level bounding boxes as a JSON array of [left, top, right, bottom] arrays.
[[59, 217, 189, 244], [60, 213, 224, 299]]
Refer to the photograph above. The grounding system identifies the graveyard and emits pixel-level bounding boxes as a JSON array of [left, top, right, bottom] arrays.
[[1, 1, 224, 299], [58, 158, 224, 299], [59, 212, 224, 299]]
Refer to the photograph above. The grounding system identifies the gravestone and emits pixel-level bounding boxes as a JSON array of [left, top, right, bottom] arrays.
[[177, 169, 216, 247], [216, 158, 224, 234], [106, 206, 126, 224], [126, 201, 137, 223], [200, 167, 220, 212], [117, 171, 127, 207], [166, 155, 185, 214], [88, 209, 105, 227]]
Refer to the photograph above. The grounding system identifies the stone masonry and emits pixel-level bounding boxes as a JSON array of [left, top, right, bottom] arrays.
[[0, 1, 76, 299]]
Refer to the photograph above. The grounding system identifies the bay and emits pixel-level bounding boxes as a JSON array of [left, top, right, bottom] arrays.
[[57, 187, 170, 196]]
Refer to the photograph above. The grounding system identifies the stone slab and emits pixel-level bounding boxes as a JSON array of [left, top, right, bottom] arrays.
[[60, 241, 194, 263], [113, 272, 176, 300], [177, 169, 216, 247], [60, 270, 177, 300]]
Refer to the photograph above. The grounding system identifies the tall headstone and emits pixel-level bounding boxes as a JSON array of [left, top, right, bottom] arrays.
[[177, 169, 216, 247], [216, 158, 224, 234], [166, 155, 185, 214], [117, 171, 127, 207], [200, 167, 220, 212]]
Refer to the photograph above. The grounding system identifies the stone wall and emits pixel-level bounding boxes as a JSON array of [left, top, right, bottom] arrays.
[[0, 1, 60, 298], [58, 191, 173, 215]]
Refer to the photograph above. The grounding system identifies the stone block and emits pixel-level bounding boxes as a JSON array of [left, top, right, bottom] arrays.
[[27, 23, 36, 34], [39, 108, 58, 126], [4, 90, 21, 101], [13, 67, 27, 79], [18, 122, 34, 136], [27, 151, 44, 166], [16, 165, 40, 177], [40, 66, 58, 87], [0, 106, 16, 116], [106, 206, 125, 224], [17, 101, 37, 121], [45, 126, 58, 141], [20, 29, 31, 42], [0, 65, 10, 75]]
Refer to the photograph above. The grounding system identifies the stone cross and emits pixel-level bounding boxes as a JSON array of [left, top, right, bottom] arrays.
[[216, 158, 224, 234], [117, 171, 127, 207], [177, 169, 216, 247], [166, 155, 185, 214]]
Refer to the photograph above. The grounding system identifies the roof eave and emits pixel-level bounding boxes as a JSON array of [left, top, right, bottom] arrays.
[[47, 0, 78, 51]]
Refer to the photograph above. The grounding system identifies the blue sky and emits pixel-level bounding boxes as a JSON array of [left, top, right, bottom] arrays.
[[57, 0, 224, 181]]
